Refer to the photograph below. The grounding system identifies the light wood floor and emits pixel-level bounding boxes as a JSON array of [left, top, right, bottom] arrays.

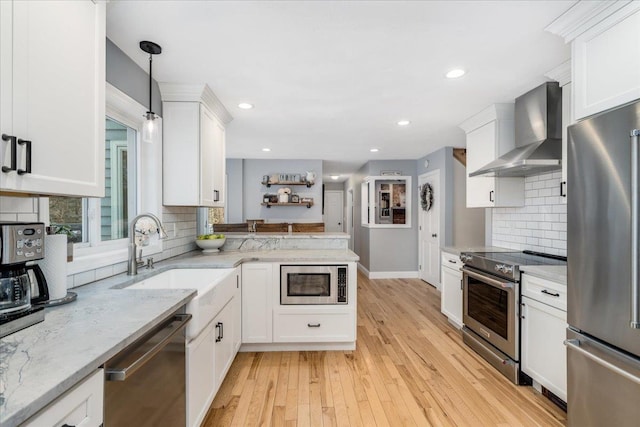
[[203, 272, 567, 426]]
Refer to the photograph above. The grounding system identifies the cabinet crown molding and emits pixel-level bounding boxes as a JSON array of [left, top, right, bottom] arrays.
[[458, 103, 514, 134], [158, 83, 233, 124], [544, 60, 572, 87], [545, 0, 633, 43]]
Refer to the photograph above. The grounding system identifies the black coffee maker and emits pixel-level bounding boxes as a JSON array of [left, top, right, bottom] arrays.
[[0, 222, 48, 337]]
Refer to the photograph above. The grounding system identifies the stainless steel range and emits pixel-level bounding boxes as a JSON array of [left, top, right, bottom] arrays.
[[460, 250, 566, 384]]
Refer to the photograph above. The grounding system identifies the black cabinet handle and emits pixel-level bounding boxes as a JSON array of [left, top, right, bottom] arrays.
[[541, 289, 560, 297], [560, 181, 567, 197], [215, 322, 223, 342], [489, 190, 494, 202], [2, 134, 17, 172], [17, 139, 31, 175], [61, 424, 75, 427], [213, 189, 220, 202], [307, 323, 321, 328]]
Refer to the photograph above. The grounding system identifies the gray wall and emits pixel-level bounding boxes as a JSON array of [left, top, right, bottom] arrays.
[[225, 159, 323, 222], [416, 147, 485, 248], [226, 159, 244, 223], [347, 160, 418, 273], [106, 38, 162, 116]]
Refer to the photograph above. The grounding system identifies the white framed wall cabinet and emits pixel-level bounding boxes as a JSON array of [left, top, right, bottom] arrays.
[[160, 83, 231, 207], [459, 104, 524, 208], [547, 0, 640, 121], [0, 0, 105, 197], [361, 176, 412, 228]]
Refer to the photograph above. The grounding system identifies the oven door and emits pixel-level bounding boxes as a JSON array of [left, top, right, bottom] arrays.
[[463, 267, 518, 360], [280, 265, 340, 305]]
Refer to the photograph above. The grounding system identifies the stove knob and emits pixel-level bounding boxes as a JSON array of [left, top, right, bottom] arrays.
[[495, 264, 504, 272], [503, 265, 514, 274]]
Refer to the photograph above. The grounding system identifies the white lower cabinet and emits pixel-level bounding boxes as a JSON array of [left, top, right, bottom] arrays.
[[24, 369, 104, 427], [186, 322, 216, 427], [185, 268, 240, 427], [241, 263, 274, 343], [521, 273, 567, 402], [273, 309, 355, 342], [440, 252, 463, 329]]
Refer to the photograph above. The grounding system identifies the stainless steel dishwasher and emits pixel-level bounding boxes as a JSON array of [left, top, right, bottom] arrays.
[[104, 312, 191, 426]]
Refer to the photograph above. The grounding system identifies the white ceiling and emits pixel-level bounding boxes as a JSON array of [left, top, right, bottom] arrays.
[[106, 0, 574, 182]]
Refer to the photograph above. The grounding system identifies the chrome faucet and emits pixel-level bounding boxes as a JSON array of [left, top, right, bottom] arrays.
[[127, 213, 168, 275]]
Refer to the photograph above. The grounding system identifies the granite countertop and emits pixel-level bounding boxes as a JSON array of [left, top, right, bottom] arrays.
[[520, 265, 567, 285], [0, 248, 359, 426], [441, 246, 515, 256]]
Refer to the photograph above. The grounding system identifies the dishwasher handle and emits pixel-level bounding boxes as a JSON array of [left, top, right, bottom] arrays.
[[105, 313, 191, 381]]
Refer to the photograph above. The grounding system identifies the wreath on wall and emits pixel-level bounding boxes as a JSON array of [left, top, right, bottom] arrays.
[[421, 183, 433, 211]]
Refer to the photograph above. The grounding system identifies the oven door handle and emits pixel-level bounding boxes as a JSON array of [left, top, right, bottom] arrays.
[[105, 314, 191, 381], [463, 267, 514, 289]]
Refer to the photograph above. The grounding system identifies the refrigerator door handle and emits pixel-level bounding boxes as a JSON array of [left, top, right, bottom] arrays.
[[631, 129, 640, 329], [565, 339, 640, 385]]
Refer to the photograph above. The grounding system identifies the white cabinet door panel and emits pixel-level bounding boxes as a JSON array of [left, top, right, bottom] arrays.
[[241, 263, 273, 343]]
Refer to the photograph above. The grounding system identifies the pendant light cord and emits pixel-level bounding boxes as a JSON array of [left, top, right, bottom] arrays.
[[148, 53, 153, 115]]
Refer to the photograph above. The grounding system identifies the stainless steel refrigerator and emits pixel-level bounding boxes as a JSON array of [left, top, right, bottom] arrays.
[[567, 100, 640, 426]]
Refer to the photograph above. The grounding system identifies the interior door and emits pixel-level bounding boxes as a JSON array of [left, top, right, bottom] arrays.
[[324, 190, 344, 232], [419, 171, 440, 287]]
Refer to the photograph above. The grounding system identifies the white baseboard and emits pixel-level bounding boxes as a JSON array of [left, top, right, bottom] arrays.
[[368, 271, 420, 279], [357, 263, 370, 276], [239, 342, 356, 352]]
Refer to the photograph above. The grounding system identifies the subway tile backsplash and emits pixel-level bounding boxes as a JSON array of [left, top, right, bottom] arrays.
[[0, 196, 197, 288], [491, 171, 567, 257]]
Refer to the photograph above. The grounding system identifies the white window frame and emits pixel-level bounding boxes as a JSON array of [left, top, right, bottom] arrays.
[[39, 83, 163, 275]]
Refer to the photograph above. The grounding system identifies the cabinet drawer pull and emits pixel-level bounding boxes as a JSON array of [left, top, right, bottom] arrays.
[[448, 259, 457, 264], [215, 322, 223, 342], [560, 181, 567, 197], [2, 134, 17, 172], [541, 289, 560, 297], [213, 189, 220, 202], [489, 190, 494, 202], [307, 323, 321, 328], [17, 139, 31, 175]]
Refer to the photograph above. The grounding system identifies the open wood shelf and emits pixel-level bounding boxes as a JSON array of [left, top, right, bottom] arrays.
[[261, 181, 314, 188], [261, 202, 314, 208]]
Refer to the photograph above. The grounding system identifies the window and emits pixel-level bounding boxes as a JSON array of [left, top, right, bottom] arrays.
[[42, 83, 163, 274], [49, 117, 137, 247]]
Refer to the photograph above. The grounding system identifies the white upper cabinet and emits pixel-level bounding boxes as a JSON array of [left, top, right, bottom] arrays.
[[547, 0, 640, 121], [160, 83, 231, 207], [545, 60, 572, 204], [460, 104, 524, 208], [0, 0, 105, 197]]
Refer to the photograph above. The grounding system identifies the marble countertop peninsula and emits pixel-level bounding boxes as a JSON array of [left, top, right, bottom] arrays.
[[520, 265, 567, 285], [0, 248, 358, 426]]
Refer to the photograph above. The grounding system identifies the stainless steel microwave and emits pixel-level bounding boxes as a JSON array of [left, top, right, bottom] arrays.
[[280, 265, 348, 305]]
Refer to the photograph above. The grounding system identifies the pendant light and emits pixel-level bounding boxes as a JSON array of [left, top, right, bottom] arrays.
[[139, 40, 162, 143]]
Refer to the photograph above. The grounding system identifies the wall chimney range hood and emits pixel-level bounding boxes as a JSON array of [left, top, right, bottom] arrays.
[[469, 81, 562, 177]]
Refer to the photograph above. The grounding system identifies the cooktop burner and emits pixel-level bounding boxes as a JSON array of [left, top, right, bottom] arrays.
[[460, 250, 566, 281]]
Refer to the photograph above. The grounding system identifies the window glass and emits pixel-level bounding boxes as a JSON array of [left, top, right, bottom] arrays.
[[49, 117, 136, 246]]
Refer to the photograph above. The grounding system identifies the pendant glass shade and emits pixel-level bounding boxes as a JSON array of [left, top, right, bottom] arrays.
[[142, 112, 158, 144], [139, 41, 162, 144]]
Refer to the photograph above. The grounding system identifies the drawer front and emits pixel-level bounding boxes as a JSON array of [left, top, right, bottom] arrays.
[[521, 273, 566, 311], [441, 252, 462, 269], [24, 369, 104, 427], [274, 311, 355, 343]]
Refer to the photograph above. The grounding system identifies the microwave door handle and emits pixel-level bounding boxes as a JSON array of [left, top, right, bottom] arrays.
[[631, 129, 639, 329], [463, 267, 513, 289]]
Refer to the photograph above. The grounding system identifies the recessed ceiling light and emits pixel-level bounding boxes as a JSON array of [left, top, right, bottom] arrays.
[[370, 148, 379, 153], [397, 120, 411, 126], [238, 103, 254, 109], [330, 175, 340, 180], [262, 148, 271, 152], [446, 68, 466, 79]]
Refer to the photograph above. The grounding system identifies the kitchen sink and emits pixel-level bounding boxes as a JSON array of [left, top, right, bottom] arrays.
[[125, 268, 236, 340]]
